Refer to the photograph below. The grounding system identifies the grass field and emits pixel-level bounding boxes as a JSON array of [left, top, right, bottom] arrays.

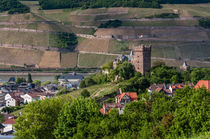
[[0, 31, 49, 46], [64, 83, 119, 99], [61, 52, 77, 68], [79, 53, 117, 68]]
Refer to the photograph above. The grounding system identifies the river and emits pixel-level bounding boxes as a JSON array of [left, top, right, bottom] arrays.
[[0, 72, 92, 83]]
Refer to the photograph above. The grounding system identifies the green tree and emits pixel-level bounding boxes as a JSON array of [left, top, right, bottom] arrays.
[[54, 98, 100, 138], [41, 80, 51, 86], [169, 87, 210, 138], [33, 80, 41, 86], [81, 89, 90, 98], [16, 77, 26, 84], [0, 113, 4, 123], [117, 61, 135, 80], [15, 98, 66, 139], [27, 73, 33, 83]]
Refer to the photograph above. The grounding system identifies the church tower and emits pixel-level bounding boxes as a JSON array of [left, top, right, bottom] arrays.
[[130, 44, 151, 75]]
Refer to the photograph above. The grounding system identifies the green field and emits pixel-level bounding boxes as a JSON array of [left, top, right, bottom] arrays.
[[79, 53, 117, 68], [64, 83, 119, 99]]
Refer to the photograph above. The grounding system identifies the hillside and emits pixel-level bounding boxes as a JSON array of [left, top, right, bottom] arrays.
[[0, 1, 210, 69]]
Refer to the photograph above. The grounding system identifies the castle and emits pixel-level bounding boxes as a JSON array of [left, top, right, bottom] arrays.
[[113, 44, 152, 75]]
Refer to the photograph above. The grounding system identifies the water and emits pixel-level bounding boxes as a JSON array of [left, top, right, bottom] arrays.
[[0, 75, 55, 83]]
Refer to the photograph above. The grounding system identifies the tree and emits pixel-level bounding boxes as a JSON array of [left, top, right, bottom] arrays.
[[33, 80, 41, 86], [16, 77, 26, 84], [41, 80, 51, 86], [117, 61, 135, 80], [169, 87, 210, 138], [27, 73, 33, 83], [54, 98, 100, 138], [190, 68, 205, 84], [0, 113, 4, 123], [81, 89, 90, 98], [79, 80, 86, 88], [14, 97, 66, 139]]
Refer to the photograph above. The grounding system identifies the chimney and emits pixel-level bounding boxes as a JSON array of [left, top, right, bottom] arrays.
[[119, 88, 122, 94]]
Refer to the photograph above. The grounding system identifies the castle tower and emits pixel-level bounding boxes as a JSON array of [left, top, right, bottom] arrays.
[[130, 44, 151, 75]]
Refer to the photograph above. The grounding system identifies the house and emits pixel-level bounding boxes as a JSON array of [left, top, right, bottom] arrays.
[[0, 123, 5, 134], [113, 54, 128, 69], [2, 118, 16, 133], [115, 92, 138, 104], [58, 73, 84, 88], [100, 92, 138, 115], [20, 93, 53, 103], [148, 83, 193, 97], [100, 103, 124, 115], [44, 84, 58, 94], [5, 93, 24, 107], [194, 80, 210, 92]]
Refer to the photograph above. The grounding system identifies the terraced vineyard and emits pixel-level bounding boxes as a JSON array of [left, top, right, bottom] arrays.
[[0, 1, 209, 69]]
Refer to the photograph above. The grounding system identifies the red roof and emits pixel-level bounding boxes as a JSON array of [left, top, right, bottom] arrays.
[[3, 118, 16, 125], [117, 92, 138, 103], [194, 80, 210, 91]]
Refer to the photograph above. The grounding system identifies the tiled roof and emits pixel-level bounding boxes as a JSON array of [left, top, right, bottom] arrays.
[[155, 87, 163, 92], [194, 80, 210, 91], [117, 92, 138, 102], [3, 118, 16, 125]]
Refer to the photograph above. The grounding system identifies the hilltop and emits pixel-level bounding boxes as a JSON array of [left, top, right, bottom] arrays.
[[0, 1, 210, 69]]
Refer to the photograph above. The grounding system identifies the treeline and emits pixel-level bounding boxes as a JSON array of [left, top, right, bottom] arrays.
[[38, 0, 161, 9], [14, 87, 210, 139], [0, 0, 30, 14], [38, 0, 210, 10], [80, 61, 210, 91]]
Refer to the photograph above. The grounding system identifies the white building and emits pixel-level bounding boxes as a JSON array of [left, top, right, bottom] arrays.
[[58, 73, 84, 88], [2, 118, 16, 133]]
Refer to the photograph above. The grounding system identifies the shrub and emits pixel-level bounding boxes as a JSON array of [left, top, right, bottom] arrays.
[[81, 89, 90, 98], [98, 20, 122, 28]]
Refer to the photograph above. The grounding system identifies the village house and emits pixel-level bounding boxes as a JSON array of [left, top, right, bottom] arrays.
[[0, 123, 4, 134], [113, 54, 128, 69], [148, 83, 193, 97], [5, 93, 24, 107], [194, 80, 210, 91], [2, 117, 16, 133], [58, 73, 84, 89], [100, 92, 138, 115], [115, 92, 138, 104], [20, 93, 51, 103]]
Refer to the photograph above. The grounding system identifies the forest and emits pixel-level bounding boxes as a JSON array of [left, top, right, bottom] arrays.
[[38, 0, 210, 9], [14, 87, 209, 139], [0, 0, 30, 14]]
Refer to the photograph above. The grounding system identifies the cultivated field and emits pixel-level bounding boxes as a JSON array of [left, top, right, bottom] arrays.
[[78, 53, 117, 68], [39, 51, 61, 68], [0, 47, 43, 66], [61, 52, 77, 68], [0, 31, 49, 46], [76, 38, 110, 53]]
